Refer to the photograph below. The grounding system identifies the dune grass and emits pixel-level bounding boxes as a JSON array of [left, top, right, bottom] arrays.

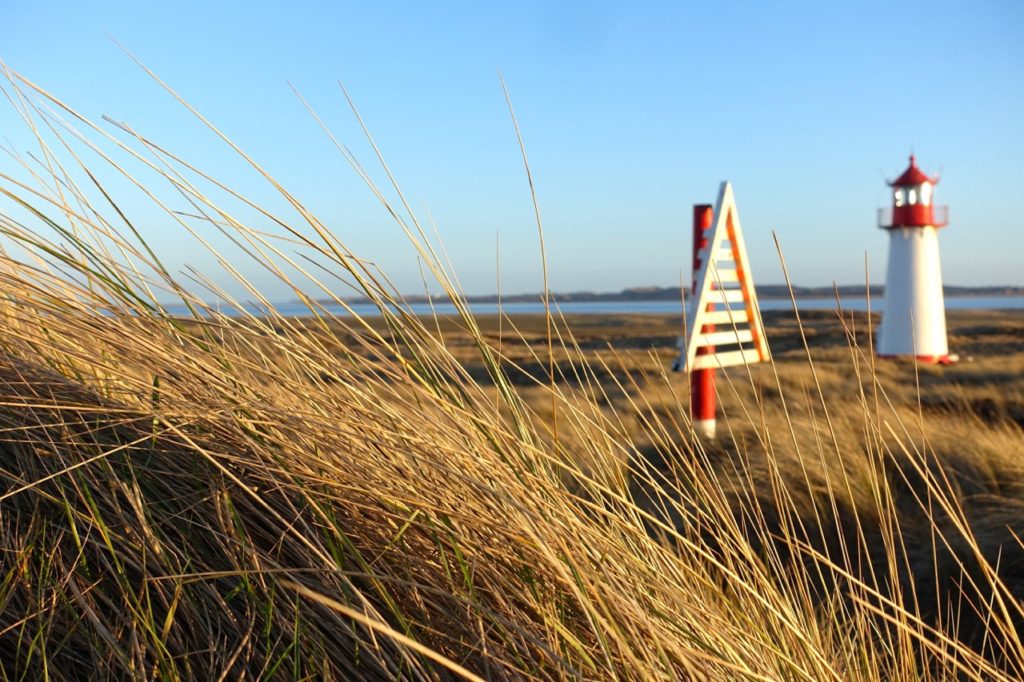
[[0, 65, 1022, 679]]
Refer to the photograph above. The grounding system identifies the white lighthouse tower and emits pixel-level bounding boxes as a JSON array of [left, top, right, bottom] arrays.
[[877, 155, 955, 363]]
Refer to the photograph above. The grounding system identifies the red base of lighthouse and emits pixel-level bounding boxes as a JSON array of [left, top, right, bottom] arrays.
[[877, 354, 959, 365]]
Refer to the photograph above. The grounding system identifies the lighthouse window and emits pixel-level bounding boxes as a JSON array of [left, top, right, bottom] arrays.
[[894, 188, 906, 207], [919, 183, 932, 205], [908, 188, 918, 205]]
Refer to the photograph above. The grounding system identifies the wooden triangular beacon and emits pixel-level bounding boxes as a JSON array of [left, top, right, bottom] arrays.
[[680, 181, 770, 372], [673, 182, 769, 438]]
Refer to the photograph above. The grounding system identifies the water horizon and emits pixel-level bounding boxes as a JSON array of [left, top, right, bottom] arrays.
[[161, 295, 1024, 319]]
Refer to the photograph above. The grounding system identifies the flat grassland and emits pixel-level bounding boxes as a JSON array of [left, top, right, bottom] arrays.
[[438, 308, 1024, 433], [362, 308, 1024, 458]]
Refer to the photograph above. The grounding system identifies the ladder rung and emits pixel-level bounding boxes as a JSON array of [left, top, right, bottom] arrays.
[[697, 246, 737, 264], [708, 268, 739, 284], [700, 309, 749, 325], [706, 288, 745, 304], [693, 329, 754, 348], [689, 347, 761, 371]]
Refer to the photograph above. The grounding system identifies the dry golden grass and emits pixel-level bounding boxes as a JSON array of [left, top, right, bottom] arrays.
[[0, 64, 1022, 680]]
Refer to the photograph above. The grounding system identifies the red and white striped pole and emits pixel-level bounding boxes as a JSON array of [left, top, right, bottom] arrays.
[[691, 204, 716, 439]]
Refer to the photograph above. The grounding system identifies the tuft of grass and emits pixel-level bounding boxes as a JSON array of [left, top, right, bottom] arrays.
[[0, 64, 1021, 680]]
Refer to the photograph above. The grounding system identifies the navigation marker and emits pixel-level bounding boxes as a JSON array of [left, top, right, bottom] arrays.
[[672, 181, 770, 439]]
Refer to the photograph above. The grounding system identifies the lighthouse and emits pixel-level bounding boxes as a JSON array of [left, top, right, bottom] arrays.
[[877, 155, 955, 363]]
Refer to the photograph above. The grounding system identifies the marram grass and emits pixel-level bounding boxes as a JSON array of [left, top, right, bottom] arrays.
[[0, 65, 1022, 680]]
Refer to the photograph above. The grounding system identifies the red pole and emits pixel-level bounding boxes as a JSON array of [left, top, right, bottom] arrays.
[[691, 204, 716, 438]]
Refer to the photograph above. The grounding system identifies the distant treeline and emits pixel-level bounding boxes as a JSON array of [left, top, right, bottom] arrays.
[[331, 284, 1024, 306]]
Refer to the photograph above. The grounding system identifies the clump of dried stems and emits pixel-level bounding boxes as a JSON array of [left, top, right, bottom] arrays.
[[0, 64, 1021, 680]]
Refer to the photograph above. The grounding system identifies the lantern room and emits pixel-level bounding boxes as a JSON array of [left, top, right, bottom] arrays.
[[878, 155, 948, 229]]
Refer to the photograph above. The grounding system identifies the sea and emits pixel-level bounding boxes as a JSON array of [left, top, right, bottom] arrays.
[[172, 296, 1024, 318]]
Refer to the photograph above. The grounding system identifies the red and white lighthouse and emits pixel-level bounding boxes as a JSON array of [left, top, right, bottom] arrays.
[[877, 155, 955, 363]]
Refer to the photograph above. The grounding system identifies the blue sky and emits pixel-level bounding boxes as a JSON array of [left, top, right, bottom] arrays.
[[1, 1, 1022, 300]]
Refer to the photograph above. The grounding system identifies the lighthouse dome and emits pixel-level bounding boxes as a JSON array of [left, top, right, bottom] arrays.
[[888, 155, 939, 187]]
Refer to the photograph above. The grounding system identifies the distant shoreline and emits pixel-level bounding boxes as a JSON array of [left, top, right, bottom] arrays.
[[322, 285, 1024, 307]]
